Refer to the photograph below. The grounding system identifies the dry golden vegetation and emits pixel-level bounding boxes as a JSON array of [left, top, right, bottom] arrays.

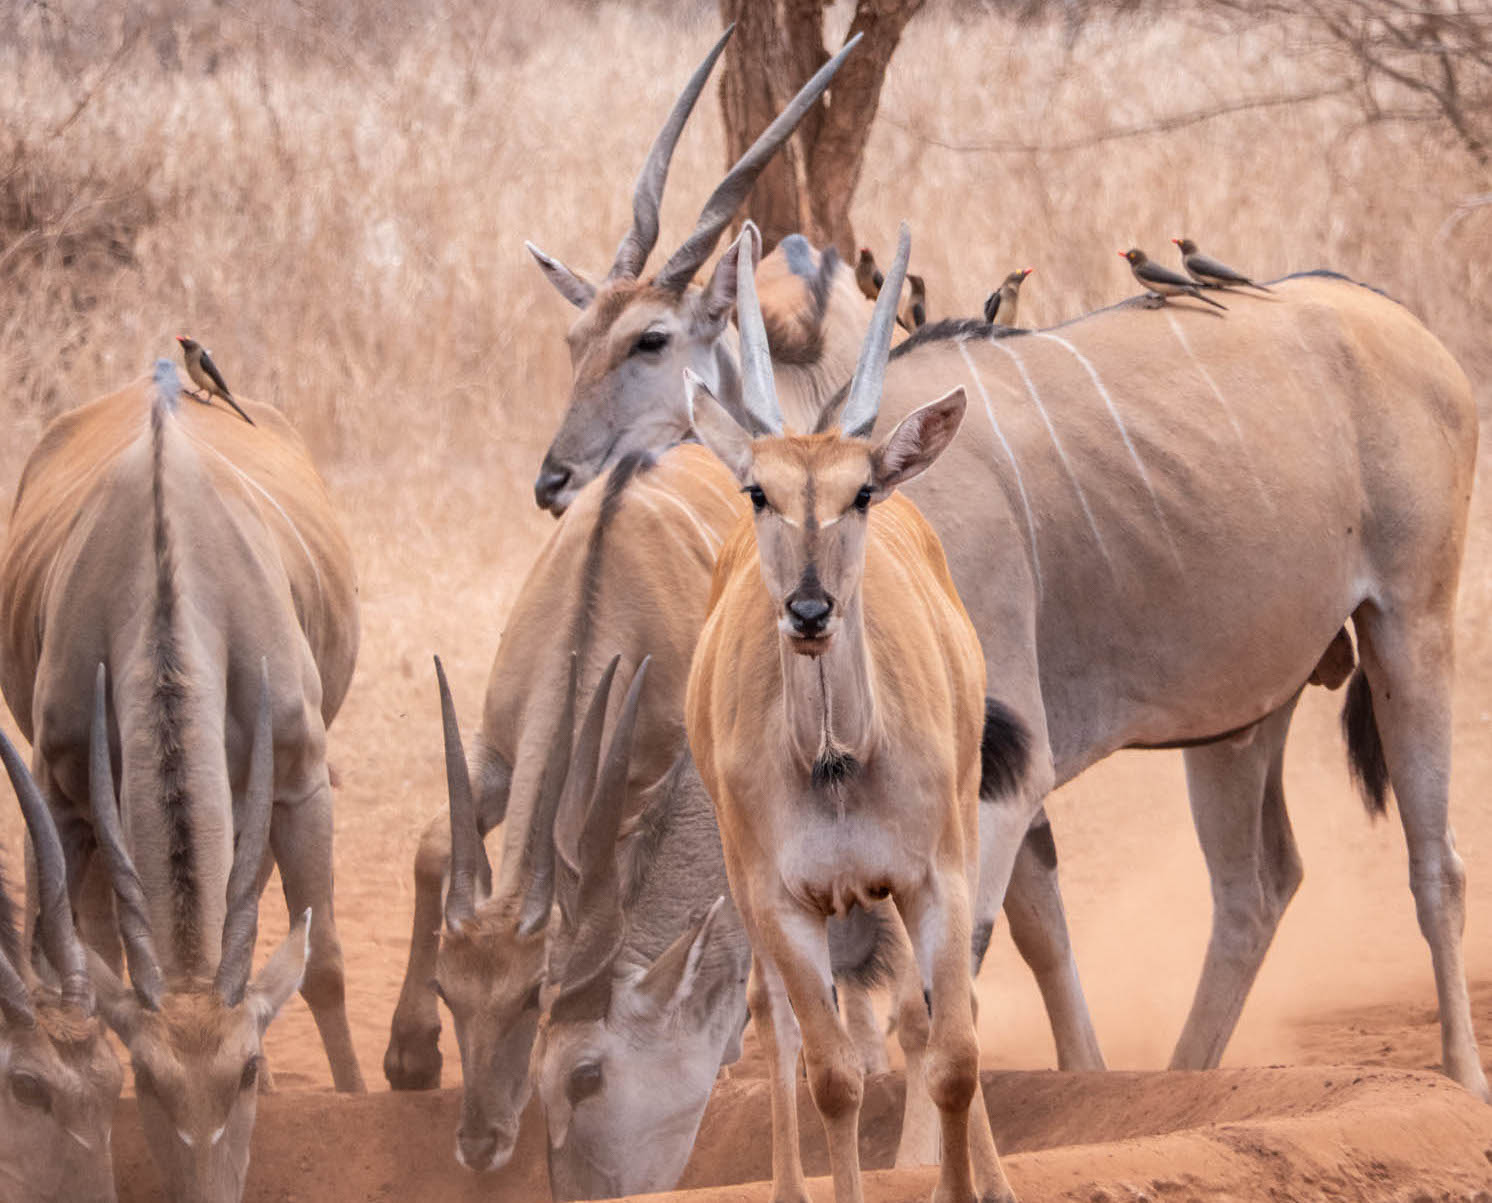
[[2, 0, 1491, 1090]]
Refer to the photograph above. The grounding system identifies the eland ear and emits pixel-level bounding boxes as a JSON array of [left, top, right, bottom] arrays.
[[870, 387, 966, 496], [87, 948, 143, 1041], [684, 370, 754, 485], [526, 242, 598, 310], [246, 910, 310, 1034], [694, 225, 752, 335], [636, 896, 733, 1019]]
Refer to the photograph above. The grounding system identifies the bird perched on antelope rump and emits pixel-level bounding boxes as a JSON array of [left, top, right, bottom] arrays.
[[855, 247, 884, 302], [1172, 238, 1274, 293], [984, 266, 1033, 327], [900, 272, 927, 331], [1120, 248, 1227, 311], [176, 335, 255, 425]]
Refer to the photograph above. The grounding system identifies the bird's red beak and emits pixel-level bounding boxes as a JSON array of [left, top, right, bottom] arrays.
[[1023, 267, 1034, 276], [1170, 238, 1182, 246], [1118, 251, 1128, 259]]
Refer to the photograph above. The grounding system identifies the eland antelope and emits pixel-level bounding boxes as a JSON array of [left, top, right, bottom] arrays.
[[0, 363, 365, 1199], [528, 26, 870, 515], [384, 438, 745, 1165], [527, 164, 1486, 1093], [1, 730, 121, 1203], [685, 224, 1011, 1203]]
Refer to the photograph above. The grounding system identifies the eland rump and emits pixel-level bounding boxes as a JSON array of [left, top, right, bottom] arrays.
[[685, 225, 1012, 1203], [0, 363, 365, 1201]]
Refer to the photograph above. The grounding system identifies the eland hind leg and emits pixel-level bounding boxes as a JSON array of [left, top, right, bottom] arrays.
[[1170, 696, 1303, 1069], [747, 953, 811, 1203], [270, 777, 366, 1092], [996, 813, 1105, 1070], [1353, 605, 1488, 1098]]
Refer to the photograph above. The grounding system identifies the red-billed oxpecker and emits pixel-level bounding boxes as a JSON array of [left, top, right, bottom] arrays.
[[1172, 238, 1274, 293], [1121, 248, 1227, 310], [175, 336, 254, 426], [983, 267, 1033, 327], [684, 223, 1013, 1203]]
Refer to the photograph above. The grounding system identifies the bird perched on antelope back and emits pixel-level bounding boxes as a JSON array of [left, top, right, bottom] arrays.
[[1120, 249, 1227, 311], [984, 267, 1033, 327], [899, 273, 927, 331], [175, 336, 255, 425], [1172, 238, 1273, 293], [855, 247, 884, 302]]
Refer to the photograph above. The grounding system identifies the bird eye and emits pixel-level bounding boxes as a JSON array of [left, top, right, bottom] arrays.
[[854, 484, 873, 513], [745, 484, 767, 513], [566, 1060, 603, 1106], [632, 330, 669, 356], [10, 1071, 51, 1113], [239, 1057, 259, 1093]]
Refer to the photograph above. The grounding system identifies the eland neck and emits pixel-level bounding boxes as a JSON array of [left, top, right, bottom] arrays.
[[778, 589, 879, 785]]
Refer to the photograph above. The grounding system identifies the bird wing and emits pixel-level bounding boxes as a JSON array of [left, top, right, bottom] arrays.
[[198, 348, 232, 397], [983, 291, 1000, 322], [1187, 253, 1251, 284], [1137, 261, 1199, 289]]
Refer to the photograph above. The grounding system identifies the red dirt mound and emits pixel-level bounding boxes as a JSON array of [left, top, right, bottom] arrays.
[[110, 1066, 1492, 1202]]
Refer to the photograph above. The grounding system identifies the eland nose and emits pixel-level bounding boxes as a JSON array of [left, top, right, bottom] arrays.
[[534, 459, 572, 512], [457, 1124, 507, 1172], [787, 595, 833, 637]]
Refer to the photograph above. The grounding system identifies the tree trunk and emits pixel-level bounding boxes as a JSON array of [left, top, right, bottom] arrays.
[[718, 0, 925, 257]]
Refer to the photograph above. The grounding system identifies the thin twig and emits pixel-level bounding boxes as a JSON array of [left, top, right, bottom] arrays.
[[879, 82, 1356, 154], [50, 28, 142, 139]]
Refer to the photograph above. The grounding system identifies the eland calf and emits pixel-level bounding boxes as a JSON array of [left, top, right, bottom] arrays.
[[1, 730, 121, 1203], [686, 226, 1011, 1203]]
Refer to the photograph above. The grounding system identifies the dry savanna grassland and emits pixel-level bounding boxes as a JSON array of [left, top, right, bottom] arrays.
[[2, 1, 1492, 1199]]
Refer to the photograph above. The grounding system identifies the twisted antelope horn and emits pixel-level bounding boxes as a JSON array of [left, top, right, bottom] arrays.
[[516, 653, 582, 937], [609, 25, 735, 281], [0, 709, 91, 1013], [654, 33, 863, 293], [551, 657, 650, 1023], [215, 658, 274, 1006], [436, 655, 489, 934], [0, 924, 34, 1028], [731, 221, 782, 437], [88, 663, 164, 1010], [552, 654, 622, 928], [839, 221, 911, 439]]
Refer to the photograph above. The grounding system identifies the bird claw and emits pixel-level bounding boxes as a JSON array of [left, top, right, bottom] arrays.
[[1143, 293, 1166, 309]]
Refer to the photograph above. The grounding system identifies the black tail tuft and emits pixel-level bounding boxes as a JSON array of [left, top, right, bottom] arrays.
[[1341, 667, 1389, 817], [981, 697, 1031, 800]]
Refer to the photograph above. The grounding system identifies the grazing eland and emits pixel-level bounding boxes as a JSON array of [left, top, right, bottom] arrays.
[[529, 211, 1486, 1091], [0, 729, 121, 1203], [0, 362, 365, 1200], [686, 223, 1010, 1203]]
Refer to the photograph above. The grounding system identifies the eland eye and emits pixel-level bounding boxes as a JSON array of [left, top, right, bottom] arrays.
[[239, 1057, 259, 1093], [745, 484, 767, 513], [854, 484, 873, 512], [9, 1071, 50, 1113], [632, 330, 669, 356], [566, 1060, 603, 1106], [522, 981, 542, 1011]]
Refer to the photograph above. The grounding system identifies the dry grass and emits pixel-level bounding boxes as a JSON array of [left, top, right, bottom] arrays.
[[1, 0, 1490, 1088]]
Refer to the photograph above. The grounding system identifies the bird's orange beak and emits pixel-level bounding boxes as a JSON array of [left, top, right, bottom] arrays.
[[175, 335, 187, 344]]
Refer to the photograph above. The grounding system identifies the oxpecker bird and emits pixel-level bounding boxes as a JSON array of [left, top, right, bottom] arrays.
[[176, 336, 255, 426], [1172, 238, 1274, 292], [983, 267, 1033, 327], [855, 247, 884, 302], [899, 273, 927, 331], [1121, 249, 1227, 311]]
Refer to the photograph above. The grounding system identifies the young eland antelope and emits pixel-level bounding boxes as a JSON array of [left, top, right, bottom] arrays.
[[685, 225, 1011, 1203]]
